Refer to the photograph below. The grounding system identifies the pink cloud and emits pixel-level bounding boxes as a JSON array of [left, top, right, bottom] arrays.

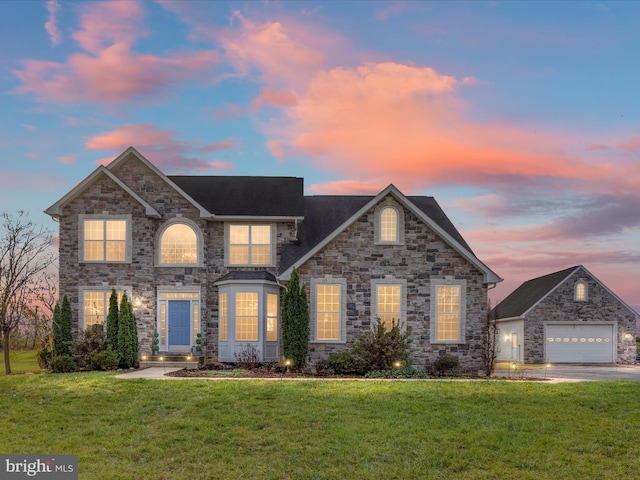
[[250, 87, 297, 112], [59, 155, 77, 164], [13, 1, 219, 105], [198, 141, 240, 153], [308, 180, 384, 195], [45, 0, 62, 46], [218, 12, 327, 89], [85, 123, 234, 173]]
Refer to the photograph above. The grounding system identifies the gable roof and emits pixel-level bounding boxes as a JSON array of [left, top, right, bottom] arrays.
[[45, 165, 161, 219], [169, 176, 304, 218], [107, 147, 213, 219], [279, 184, 501, 284], [494, 265, 639, 319]]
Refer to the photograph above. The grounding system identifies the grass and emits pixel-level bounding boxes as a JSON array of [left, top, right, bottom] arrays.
[[1, 374, 639, 479], [0, 349, 43, 375]]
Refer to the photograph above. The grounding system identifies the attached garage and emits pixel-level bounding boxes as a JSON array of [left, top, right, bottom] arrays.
[[545, 323, 614, 363]]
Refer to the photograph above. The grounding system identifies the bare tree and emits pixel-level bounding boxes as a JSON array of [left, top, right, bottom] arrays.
[[481, 299, 500, 377], [0, 211, 55, 374]]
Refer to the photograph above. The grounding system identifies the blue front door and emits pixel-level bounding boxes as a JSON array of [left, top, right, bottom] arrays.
[[169, 301, 191, 347]]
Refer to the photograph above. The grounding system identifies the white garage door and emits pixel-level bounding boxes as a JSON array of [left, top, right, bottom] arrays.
[[545, 324, 614, 363]]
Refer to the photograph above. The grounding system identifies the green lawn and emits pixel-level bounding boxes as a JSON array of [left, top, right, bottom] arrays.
[[1, 374, 638, 479], [1, 349, 42, 375]]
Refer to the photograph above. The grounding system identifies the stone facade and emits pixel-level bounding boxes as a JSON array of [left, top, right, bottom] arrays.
[[523, 269, 636, 364], [297, 195, 488, 370], [50, 148, 498, 371]]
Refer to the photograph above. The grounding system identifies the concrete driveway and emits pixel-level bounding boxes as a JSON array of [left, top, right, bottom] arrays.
[[495, 364, 640, 382]]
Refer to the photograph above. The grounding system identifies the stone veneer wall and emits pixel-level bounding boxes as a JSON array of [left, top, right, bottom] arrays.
[[295, 195, 489, 371], [58, 152, 298, 360], [523, 269, 637, 364]]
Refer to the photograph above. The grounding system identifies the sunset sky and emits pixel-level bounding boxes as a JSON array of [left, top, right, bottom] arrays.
[[1, 0, 638, 312]]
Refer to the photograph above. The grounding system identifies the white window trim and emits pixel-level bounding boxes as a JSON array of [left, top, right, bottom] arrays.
[[310, 277, 347, 343], [157, 287, 201, 351], [371, 277, 407, 329], [78, 286, 132, 330], [224, 223, 276, 267], [78, 214, 132, 264], [217, 282, 280, 346], [374, 200, 404, 245], [574, 280, 588, 302], [430, 278, 467, 344], [156, 216, 204, 267]]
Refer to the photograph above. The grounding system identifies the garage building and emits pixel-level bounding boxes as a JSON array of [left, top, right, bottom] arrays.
[[493, 266, 637, 364]]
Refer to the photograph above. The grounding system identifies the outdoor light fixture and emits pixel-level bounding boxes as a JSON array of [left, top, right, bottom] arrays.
[[134, 297, 142, 307], [284, 359, 292, 367], [393, 361, 402, 368], [141, 355, 147, 361], [624, 333, 633, 340], [187, 356, 192, 361], [159, 356, 164, 361]]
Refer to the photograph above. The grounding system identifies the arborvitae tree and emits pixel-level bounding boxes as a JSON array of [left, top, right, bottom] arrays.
[[281, 268, 309, 370], [106, 289, 119, 353], [53, 295, 73, 356], [117, 293, 138, 369]]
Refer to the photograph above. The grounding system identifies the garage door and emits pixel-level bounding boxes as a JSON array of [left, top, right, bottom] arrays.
[[545, 324, 614, 363]]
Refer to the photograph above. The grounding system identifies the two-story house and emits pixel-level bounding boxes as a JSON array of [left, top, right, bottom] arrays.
[[46, 147, 502, 369]]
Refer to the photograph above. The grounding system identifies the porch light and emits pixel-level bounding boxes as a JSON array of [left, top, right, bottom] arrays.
[[624, 333, 633, 340], [134, 297, 142, 307]]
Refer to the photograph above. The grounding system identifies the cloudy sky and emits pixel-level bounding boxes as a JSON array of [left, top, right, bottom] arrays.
[[1, 0, 639, 312]]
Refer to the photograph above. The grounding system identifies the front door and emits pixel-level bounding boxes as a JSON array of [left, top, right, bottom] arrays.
[[169, 300, 191, 348]]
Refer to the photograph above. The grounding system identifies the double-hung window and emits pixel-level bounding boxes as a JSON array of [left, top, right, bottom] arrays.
[[431, 281, 466, 343], [371, 278, 406, 330], [82, 289, 127, 329], [228, 224, 272, 265], [311, 278, 346, 343], [81, 215, 130, 263]]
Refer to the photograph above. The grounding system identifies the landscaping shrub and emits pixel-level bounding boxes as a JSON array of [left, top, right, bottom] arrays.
[[52, 297, 73, 357], [326, 352, 363, 375], [117, 293, 138, 369], [73, 323, 108, 370], [106, 289, 119, 352], [433, 354, 460, 375], [234, 344, 260, 369], [281, 268, 309, 370], [365, 367, 430, 379], [50, 355, 77, 373], [36, 338, 53, 369], [351, 318, 412, 373], [91, 349, 120, 370]]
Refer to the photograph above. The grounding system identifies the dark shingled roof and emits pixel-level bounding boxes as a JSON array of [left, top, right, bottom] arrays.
[[493, 266, 579, 319], [279, 195, 474, 274], [169, 176, 304, 217], [216, 271, 277, 283]]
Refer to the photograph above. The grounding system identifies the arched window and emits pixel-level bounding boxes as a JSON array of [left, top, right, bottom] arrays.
[[575, 280, 587, 302], [380, 207, 398, 242], [160, 223, 198, 265]]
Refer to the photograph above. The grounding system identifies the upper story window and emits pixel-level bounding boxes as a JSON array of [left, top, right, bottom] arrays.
[[430, 280, 467, 344], [380, 207, 398, 242], [375, 202, 403, 245], [160, 223, 198, 265], [575, 280, 588, 302], [80, 216, 131, 263], [227, 224, 273, 266]]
